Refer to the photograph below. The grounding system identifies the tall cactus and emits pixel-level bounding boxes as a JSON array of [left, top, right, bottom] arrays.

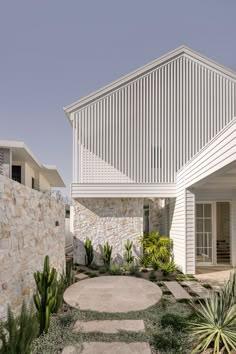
[[84, 238, 94, 266], [33, 255, 58, 334]]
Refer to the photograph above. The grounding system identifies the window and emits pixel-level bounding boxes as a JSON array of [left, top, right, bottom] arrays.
[[32, 177, 35, 189], [143, 204, 149, 235], [12, 165, 21, 183]]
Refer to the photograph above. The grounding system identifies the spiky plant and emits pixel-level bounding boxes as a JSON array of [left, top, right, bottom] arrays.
[[190, 271, 236, 354], [124, 240, 134, 264], [0, 302, 38, 354], [33, 255, 58, 334], [102, 241, 113, 269], [84, 238, 94, 266]]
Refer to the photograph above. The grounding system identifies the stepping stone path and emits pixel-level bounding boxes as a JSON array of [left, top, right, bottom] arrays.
[[182, 281, 211, 298], [74, 319, 145, 333], [164, 281, 192, 299], [63, 342, 151, 354], [75, 273, 89, 281]]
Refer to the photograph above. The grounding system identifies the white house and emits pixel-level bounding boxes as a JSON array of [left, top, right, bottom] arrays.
[[0, 141, 65, 191], [64, 46, 236, 274]]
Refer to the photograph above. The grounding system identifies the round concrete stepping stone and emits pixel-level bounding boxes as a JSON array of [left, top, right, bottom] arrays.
[[75, 273, 89, 281], [64, 276, 162, 312], [80, 342, 151, 354], [74, 319, 145, 333]]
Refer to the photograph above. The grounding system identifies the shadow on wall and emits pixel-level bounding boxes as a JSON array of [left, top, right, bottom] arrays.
[[73, 237, 142, 266], [75, 198, 143, 218]]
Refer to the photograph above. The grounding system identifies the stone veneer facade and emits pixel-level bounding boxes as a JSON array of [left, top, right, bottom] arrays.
[[0, 175, 65, 319], [73, 197, 162, 265]]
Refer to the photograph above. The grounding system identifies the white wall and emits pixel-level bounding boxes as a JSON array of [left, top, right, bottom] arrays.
[[39, 173, 51, 191]]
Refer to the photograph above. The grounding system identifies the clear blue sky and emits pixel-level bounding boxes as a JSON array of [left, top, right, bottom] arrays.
[[0, 0, 235, 196]]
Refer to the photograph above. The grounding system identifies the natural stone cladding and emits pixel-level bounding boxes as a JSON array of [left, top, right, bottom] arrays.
[[0, 175, 65, 320], [73, 197, 162, 265], [73, 198, 143, 264]]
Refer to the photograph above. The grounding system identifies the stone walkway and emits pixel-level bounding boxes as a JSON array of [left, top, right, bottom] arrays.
[[64, 276, 162, 312], [182, 281, 210, 298], [74, 319, 145, 333], [164, 281, 191, 299], [63, 342, 151, 354]]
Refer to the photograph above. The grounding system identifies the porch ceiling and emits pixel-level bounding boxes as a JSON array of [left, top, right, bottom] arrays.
[[191, 162, 236, 190]]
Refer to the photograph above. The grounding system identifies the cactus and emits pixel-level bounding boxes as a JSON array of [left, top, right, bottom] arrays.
[[124, 240, 134, 264], [84, 238, 94, 266], [33, 255, 58, 334], [102, 241, 113, 269]]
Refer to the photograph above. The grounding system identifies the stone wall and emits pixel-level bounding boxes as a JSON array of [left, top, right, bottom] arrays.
[[73, 198, 144, 264], [0, 175, 65, 320]]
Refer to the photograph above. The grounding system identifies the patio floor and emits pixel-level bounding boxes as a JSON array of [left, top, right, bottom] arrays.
[[195, 267, 234, 287], [64, 276, 162, 312]]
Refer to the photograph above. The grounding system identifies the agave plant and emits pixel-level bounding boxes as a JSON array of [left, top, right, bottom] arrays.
[[190, 271, 236, 354]]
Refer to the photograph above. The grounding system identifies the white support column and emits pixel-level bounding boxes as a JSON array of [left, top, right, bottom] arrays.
[[75, 114, 78, 183], [72, 116, 75, 183]]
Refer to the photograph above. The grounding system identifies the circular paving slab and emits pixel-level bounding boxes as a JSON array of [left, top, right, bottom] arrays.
[[64, 276, 162, 312]]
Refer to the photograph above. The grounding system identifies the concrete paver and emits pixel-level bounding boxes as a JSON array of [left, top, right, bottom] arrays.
[[64, 276, 162, 312], [164, 281, 191, 299], [74, 320, 145, 333], [182, 281, 210, 298], [75, 273, 89, 281]]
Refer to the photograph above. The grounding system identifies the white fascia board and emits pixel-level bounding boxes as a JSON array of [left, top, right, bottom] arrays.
[[71, 183, 176, 198], [64, 45, 236, 121], [176, 117, 236, 189]]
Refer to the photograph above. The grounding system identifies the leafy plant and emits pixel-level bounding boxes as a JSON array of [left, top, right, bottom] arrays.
[[190, 273, 236, 354], [123, 240, 134, 264], [149, 270, 157, 282], [151, 259, 160, 271], [33, 255, 58, 334], [109, 263, 123, 275], [139, 255, 150, 268], [84, 238, 94, 266], [123, 261, 139, 275], [140, 231, 173, 264], [0, 302, 39, 354], [102, 241, 113, 269], [151, 326, 184, 353], [160, 261, 177, 276]]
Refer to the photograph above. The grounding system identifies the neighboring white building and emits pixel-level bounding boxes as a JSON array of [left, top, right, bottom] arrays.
[[64, 46, 236, 274], [0, 141, 65, 191]]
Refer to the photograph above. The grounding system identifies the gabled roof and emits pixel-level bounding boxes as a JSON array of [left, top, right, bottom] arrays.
[[0, 140, 65, 187], [64, 45, 236, 122]]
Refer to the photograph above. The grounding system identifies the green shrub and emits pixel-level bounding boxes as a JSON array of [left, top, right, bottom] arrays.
[[151, 326, 183, 353], [102, 241, 113, 269], [123, 261, 139, 275], [141, 268, 148, 273], [109, 263, 123, 275], [123, 240, 134, 264], [151, 259, 160, 271], [139, 255, 150, 268], [160, 261, 177, 276], [33, 255, 58, 334], [88, 273, 97, 278], [160, 313, 187, 332], [0, 302, 39, 354], [149, 270, 157, 282], [98, 267, 107, 274], [89, 263, 98, 270], [140, 231, 173, 264], [84, 238, 94, 266], [190, 272, 236, 353]]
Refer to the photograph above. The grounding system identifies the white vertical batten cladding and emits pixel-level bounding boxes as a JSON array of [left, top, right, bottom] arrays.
[[68, 52, 236, 186]]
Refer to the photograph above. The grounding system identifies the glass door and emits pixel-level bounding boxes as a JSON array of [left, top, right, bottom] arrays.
[[196, 203, 213, 265]]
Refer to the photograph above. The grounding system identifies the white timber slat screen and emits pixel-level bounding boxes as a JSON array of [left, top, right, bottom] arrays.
[[75, 55, 236, 183]]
